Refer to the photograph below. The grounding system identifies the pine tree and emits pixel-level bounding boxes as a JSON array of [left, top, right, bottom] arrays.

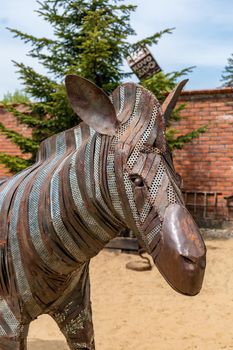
[[221, 53, 233, 87], [0, 0, 206, 173]]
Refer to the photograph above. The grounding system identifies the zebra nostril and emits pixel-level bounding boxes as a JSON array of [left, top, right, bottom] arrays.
[[181, 255, 206, 270], [181, 255, 196, 265]]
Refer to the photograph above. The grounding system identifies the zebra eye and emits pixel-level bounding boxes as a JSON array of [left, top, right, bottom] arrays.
[[130, 175, 144, 187]]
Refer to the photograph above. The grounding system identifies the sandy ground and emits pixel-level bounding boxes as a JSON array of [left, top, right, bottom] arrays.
[[28, 240, 233, 350]]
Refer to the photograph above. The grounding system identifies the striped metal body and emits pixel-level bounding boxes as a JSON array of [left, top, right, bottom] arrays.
[[0, 82, 185, 350]]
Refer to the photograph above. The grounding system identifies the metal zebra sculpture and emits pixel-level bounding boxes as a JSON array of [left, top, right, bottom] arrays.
[[0, 75, 206, 350]]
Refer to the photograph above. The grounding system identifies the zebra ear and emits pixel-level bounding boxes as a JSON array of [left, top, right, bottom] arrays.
[[65, 75, 119, 136], [162, 79, 188, 126]]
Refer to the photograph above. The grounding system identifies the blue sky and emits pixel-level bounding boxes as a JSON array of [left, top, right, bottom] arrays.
[[0, 0, 233, 99]]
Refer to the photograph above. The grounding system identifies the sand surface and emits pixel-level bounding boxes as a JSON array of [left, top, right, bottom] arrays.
[[28, 240, 233, 349]]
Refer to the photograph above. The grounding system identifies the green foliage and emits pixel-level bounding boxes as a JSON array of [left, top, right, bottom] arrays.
[[141, 68, 194, 103], [2, 0, 139, 173], [141, 68, 194, 126], [167, 125, 208, 150], [221, 53, 233, 87], [1, 90, 30, 104], [1, 0, 206, 174], [0, 154, 31, 174], [0, 122, 39, 154], [8, 0, 136, 93], [141, 67, 207, 144], [128, 28, 174, 54]]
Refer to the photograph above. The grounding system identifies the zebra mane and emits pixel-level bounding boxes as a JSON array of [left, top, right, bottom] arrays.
[[35, 127, 79, 163], [35, 82, 166, 164], [111, 82, 166, 152]]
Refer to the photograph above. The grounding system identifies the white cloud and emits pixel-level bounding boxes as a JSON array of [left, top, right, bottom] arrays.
[[154, 37, 232, 68]]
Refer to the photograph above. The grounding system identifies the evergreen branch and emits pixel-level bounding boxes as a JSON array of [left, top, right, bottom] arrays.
[[169, 104, 187, 123], [141, 71, 180, 101], [129, 28, 174, 53], [0, 122, 39, 154], [221, 53, 233, 87], [168, 66, 195, 79], [0, 153, 31, 174], [12, 61, 57, 100], [141, 69, 195, 102], [2, 105, 47, 128], [3, 0, 199, 174], [168, 125, 208, 150], [7, 27, 55, 49]]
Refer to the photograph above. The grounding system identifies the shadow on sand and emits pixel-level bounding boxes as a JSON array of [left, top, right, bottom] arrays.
[[28, 339, 68, 350]]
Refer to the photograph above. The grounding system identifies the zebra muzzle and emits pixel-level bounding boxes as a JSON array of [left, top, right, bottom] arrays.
[[150, 203, 206, 296]]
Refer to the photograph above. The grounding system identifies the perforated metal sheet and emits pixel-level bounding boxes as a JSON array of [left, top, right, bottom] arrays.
[[107, 153, 125, 220], [139, 160, 165, 222], [50, 158, 87, 263], [28, 133, 68, 272], [0, 167, 31, 211], [117, 85, 125, 117], [147, 223, 162, 245], [167, 183, 177, 204], [116, 88, 142, 139], [0, 324, 6, 336], [69, 138, 112, 244], [0, 299, 19, 335], [9, 171, 42, 318], [127, 104, 159, 169], [94, 135, 115, 219]]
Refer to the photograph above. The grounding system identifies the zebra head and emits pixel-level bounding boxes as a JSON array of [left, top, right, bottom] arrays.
[[65, 75, 206, 296]]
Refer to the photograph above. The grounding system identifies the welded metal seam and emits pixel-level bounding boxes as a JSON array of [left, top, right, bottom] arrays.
[[0, 299, 19, 335], [147, 223, 163, 245], [123, 172, 149, 247], [140, 161, 165, 221], [70, 131, 111, 245], [117, 85, 125, 116], [127, 104, 159, 169], [116, 88, 142, 139], [0, 167, 32, 211], [106, 88, 142, 220], [94, 135, 114, 219], [50, 157, 87, 263], [9, 171, 42, 317], [106, 153, 125, 220], [28, 133, 69, 272], [84, 134, 112, 241], [0, 324, 6, 336]]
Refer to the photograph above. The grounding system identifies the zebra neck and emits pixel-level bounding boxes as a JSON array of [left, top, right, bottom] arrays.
[[53, 126, 126, 261]]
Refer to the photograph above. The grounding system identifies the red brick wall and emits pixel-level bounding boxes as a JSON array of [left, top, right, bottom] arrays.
[[173, 87, 233, 216], [1, 90, 233, 217], [0, 104, 32, 176]]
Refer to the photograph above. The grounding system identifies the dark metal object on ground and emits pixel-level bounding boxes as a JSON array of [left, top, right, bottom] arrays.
[[125, 248, 153, 272], [0, 75, 206, 349], [138, 249, 153, 270], [106, 237, 139, 251]]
